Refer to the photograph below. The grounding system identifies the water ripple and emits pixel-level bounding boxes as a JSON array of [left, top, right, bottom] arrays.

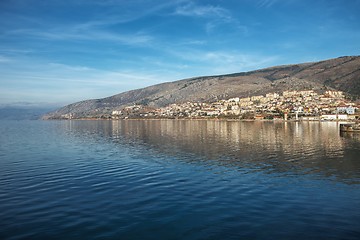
[[0, 120, 360, 239]]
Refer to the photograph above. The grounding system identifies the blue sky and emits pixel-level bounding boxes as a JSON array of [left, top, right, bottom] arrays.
[[0, 0, 359, 106]]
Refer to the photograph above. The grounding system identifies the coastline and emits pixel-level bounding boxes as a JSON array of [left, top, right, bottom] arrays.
[[44, 117, 358, 123]]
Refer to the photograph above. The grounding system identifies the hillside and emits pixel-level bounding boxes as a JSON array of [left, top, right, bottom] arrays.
[[43, 56, 360, 119]]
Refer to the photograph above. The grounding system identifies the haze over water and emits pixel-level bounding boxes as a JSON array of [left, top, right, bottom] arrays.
[[1, 120, 360, 239]]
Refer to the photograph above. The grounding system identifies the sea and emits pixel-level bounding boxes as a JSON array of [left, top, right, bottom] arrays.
[[0, 119, 359, 240]]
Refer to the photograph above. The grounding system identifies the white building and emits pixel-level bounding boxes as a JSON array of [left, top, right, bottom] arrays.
[[112, 110, 122, 115], [320, 114, 348, 121], [266, 93, 280, 99], [337, 106, 355, 115], [325, 90, 344, 98], [228, 97, 240, 103]]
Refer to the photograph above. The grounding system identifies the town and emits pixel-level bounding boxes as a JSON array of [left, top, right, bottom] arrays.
[[108, 90, 359, 121]]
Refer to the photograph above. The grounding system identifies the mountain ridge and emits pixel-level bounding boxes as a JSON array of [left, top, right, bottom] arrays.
[[43, 56, 360, 119]]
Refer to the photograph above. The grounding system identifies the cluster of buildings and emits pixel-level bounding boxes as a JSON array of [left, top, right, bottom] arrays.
[[112, 90, 359, 121]]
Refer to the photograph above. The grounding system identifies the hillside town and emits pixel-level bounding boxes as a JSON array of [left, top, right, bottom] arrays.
[[108, 90, 359, 121]]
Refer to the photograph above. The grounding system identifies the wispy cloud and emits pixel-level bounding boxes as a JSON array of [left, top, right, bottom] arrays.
[[48, 63, 92, 72], [176, 39, 207, 46], [257, 0, 279, 8], [167, 48, 278, 74], [70, 0, 189, 28], [174, 1, 248, 35], [207, 53, 279, 74], [31, 62, 166, 86], [0, 55, 11, 63], [6, 28, 153, 45], [0, 48, 34, 54], [2, 1, 170, 46], [0, 58, 173, 104], [174, 2, 231, 20]]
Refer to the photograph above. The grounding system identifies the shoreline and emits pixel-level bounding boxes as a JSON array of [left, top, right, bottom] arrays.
[[44, 117, 358, 123]]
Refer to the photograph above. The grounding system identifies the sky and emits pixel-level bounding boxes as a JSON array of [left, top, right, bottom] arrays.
[[0, 0, 359, 107]]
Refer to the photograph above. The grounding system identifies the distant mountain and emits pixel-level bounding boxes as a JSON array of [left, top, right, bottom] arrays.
[[43, 56, 360, 119], [0, 106, 56, 120]]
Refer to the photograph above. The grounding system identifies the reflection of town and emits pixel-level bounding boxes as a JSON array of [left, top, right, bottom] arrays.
[[66, 119, 359, 183], [110, 90, 359, 121]]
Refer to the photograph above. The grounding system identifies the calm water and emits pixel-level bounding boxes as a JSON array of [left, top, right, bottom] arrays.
[[0, 120, 360, 240]]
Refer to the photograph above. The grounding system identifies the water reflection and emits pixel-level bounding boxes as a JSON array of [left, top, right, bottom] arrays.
[[63, 120, 360, 184]]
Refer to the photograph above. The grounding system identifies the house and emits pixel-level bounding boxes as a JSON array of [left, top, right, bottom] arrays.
[[255, 115, 264, 120], [346, 106, 355, 115], [337, 106, 355, 115], [325, 90, 344, 98], [112, 110, 122, 115], [320, 114, 348, 121], [266, 93, 280, 99], [302, 116, 320, 121]]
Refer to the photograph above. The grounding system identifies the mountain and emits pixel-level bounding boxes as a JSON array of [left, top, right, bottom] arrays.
[[0, 106, 57, 120], [43, 56, 360, 119]]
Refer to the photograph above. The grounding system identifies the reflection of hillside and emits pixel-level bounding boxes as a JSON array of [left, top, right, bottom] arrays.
[[111, 120, 346, 158], [65, 120, 360, 183]]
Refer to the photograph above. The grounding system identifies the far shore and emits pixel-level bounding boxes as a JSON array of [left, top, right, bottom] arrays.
[[45, 117, 359, 123]]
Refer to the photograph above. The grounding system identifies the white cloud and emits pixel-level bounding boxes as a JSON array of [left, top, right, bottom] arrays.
[[179, 40, 207, 45], [174, 2, 231, 20], [6, 28, 153, 46], [0, 48, 34, 54], [0, 50, 279, 105], [167, 49, 279, 74], [0, 59, 173, 103], [257, 0, 279, 8], [174, 2, 248, 35], [0, 55, 11, 63], [48, 63, 92, 71]]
